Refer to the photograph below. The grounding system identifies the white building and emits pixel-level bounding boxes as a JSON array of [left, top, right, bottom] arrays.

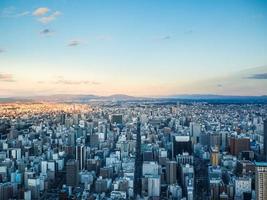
[[234, 176, 251, 198], [147, 175, 160, 197], [143, 161, 159, 176]]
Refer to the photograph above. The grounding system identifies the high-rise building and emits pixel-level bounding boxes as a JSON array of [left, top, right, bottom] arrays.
[[209, 133, 221, 148], [210, 146, 219, 166], [142, 161, 159, 176], [66, 159, 79, 187], [166, 161, 177, 184], [255, 162, 267, 200], [147, 175, 161, 198], [95, 178, 112, 193], [176, 152, 194, 165], [190, 122, 201, 144], [229, 137, 250, 156], [76, 145, 87, 170], [172, 136, 192, 158], [234, 177, 251, 198], [143, 150, 154, 161], [167, 184, 182, 199], [134, 118, 142, 197], [89, 134, 99, 148], [60, 113, 66, 125], [181, 164, 194, 198], [24, 190, 31, 200], [264, 120, 267, 161], [111, 114, 123, 124], [0, 183, 13, 200]]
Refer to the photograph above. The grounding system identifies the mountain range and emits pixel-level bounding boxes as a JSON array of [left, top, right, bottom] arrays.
[[0, 94, 267, 103]]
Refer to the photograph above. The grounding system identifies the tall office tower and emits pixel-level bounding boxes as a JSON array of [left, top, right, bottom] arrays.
[[76, 145, 86, 170], [190, 122, 201, 144], [229, 137, 250, 156], [176, 152, 194, 165], [143, 150, 154, 161], [220, 131, 228, 151], [255, 162, 267, 200], [264, 120, 267, 161], [181, 164, 194, 199], [66, 159, 79, 187], [111, 114, 123, 124], [89, 134, 99, 148], [60, 113, 66, 125], [209, 133, 221, 147], [172, 136, 193, 159], [167, 184, 182, 199], [234, 177, 251, 199], [147, 175, 161, 198], [0, 183, 13, 200], [210, 146, 219, 166], [166, 161, 177, 184], [134, 118, 142, 197]]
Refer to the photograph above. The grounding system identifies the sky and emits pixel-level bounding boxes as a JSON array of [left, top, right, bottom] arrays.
[[0, 0, 267, 97]]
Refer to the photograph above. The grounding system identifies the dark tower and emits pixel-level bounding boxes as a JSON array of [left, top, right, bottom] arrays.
[[264, 120, 267, 161], [134, 117, 142, 197]]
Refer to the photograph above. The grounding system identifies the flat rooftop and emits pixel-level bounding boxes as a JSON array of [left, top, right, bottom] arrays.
[[255, 162, 267, 167]]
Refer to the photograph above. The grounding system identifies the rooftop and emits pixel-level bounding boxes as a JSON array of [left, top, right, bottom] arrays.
[[255, 162, 267, 167]]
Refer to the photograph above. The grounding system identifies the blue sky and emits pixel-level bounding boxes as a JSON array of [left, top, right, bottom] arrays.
[[0, 0, 267, 96]]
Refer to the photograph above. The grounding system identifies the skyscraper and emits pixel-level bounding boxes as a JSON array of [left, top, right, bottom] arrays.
[[172, 136, 193, 159], [134, 118, 142, 197], [255, 162, 267, 200], [264, 120, 267, 161], [229, 137, 250, 156], [66, 159, 79, 187], [166, 161, 177, 184], [210, 146, 219, 166], [76, 145, 87, 170]]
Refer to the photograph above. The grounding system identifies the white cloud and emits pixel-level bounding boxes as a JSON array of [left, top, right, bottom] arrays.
[[38, 11, 61, 24], [0, 7, 29, 18], [0, 73, 15, 82], [33, 7, 49, 16], [17, 11, 30, 17], [68, 40, 82, 47]]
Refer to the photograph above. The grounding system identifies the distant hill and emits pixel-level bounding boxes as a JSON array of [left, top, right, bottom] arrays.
[[0, 94, 266, 103], [164, 94, 267, 99], [160, 94, 267, 104], [0, 94, 141, 103]]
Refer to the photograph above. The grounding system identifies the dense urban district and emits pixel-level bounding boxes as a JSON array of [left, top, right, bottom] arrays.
[[0, 101, 267, 200]]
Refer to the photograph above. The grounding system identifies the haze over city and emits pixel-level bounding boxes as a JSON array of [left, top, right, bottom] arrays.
[[0, 0, 267, 97]]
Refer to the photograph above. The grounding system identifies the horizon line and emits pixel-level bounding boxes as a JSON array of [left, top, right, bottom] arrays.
[[1, 93, 267, 99]]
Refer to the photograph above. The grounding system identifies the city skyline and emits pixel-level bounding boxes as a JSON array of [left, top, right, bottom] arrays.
[[1, 0, 267, 97]]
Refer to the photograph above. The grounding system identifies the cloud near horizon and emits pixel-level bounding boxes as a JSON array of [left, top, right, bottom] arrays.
[[0, 73, 16, 82], [245, 73, 267, 80], [54, 79, 100, 85]]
